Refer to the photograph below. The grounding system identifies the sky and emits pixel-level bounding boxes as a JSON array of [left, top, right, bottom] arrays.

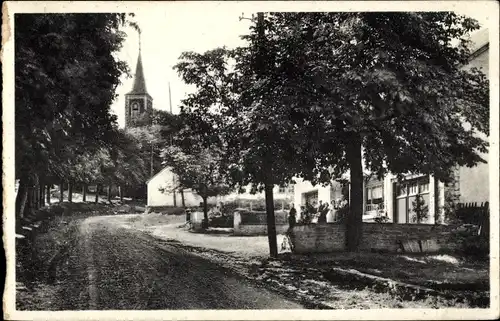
[[112, 7, 252, 127], [110, 6, 490, 128]]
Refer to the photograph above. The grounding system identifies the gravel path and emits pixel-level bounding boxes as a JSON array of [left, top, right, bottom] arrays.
[[55, 215, 303, 310]]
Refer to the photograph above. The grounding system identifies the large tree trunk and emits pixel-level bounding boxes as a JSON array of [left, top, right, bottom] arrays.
[[346, 135, 364, 252], [265, 183, 278, 258], [180, 189, 185, 207], [68, 182, 73, 203], [46, 184, 51, 205], [82, 184, 87, 202], [59, 182, 64, 203], [95, 185, 99, 204], [16, 178, 29, 219]]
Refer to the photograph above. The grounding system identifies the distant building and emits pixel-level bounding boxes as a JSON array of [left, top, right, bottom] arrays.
[[293, 28, 490, 224], [147, 165, 294, 209], [125, 47, 153, 128]]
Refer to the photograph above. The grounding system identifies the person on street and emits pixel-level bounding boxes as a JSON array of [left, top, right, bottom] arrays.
[[288, 203, 297, 230], [318, 202, 329, 224]]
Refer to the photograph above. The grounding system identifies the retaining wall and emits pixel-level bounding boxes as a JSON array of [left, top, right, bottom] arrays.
[[290, 223, 460, 254], [233, 211, 289, 236], [190, 211, 205, 231]]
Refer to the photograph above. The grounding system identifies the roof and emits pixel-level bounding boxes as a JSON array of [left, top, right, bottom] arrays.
[[146, 166, 174, 184], [468, 28, 489, 58], [127, 50, 149, 95]]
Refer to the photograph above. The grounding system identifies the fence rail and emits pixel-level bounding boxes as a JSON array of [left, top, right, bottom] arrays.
[[456, 201, 489, 237]]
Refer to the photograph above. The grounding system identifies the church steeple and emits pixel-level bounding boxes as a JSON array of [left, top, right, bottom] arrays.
[[128, 50, 148, 95], [124, 35, 153, 128]]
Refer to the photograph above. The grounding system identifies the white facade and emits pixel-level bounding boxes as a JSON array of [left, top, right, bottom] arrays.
[[292, 173, 445, 224], [457, 30, 490, 203], [147, 166, 293, 208], [146, 167, 218, 207]]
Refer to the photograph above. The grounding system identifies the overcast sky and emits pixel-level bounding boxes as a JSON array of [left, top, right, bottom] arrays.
[[111, 7, 490, 128]]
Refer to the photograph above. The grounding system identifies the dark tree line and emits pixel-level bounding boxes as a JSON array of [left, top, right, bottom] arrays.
[[14, 14, 182, 219]]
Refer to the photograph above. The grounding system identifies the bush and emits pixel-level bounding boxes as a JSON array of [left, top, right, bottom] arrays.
[[450, 226, 489, 260], [374, 215, 390, 223], [209, 215, 233, 228], [148, 206, 185, 215]]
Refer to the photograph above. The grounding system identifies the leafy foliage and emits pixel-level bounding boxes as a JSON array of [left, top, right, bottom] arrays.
[[161, 136, 233, 220], [174, 12, 488, 251], [411, 194, 429, 223], [15, 13, 135, 215]]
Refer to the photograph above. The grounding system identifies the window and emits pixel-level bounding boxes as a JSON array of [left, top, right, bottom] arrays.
[[288, 185, 295, 194], [394, 176, 430, 224], [365, 184, 384, 213], [131, 102, 141, 118]]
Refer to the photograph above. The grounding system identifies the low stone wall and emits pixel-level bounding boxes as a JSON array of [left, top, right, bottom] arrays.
[[360, 223, 458, 253], [291, 224, 346, 253], [289, 223, 459, 254], [233, 211, 289, 236], [233, 223, 289, 236], [190, 211, 205, 231]]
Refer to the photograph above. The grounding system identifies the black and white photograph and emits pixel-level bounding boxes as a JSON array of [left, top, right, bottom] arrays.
[[2, 1, 499, 320]]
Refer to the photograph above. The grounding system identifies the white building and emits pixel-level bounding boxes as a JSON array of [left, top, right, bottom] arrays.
[[146, 166, 294, 210]]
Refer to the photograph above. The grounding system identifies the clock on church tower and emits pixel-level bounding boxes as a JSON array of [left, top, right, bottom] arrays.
[[125, 48, 153, 128]]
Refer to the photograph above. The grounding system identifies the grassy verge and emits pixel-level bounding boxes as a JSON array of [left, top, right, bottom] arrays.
[[16, 202, 125, 310]]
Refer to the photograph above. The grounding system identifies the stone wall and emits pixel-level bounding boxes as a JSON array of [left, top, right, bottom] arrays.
[[233, 211, 289, 236], [290, 223, 459, 254], [290, 224, 346, 253], [190, 211, 205, 231], [233, 223, 289, 236]]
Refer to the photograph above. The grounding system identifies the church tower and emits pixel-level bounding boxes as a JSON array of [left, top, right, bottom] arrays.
[[125, 43, 153, 128]]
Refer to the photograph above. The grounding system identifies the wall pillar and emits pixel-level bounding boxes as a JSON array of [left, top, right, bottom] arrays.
[[428, 175, 436, 224], [384, 174, 394, 221]]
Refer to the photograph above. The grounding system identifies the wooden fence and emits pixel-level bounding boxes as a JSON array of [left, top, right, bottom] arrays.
[[456, 202, 489, 237]]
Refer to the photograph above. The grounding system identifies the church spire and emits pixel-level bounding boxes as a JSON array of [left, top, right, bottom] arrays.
[[128, 33, 148, 95]]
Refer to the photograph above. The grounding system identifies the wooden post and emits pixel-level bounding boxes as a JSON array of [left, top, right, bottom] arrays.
[[40, 183, 45, 207], [46, 184, 51, 205], [82, 184, 87, 202], [68, 182, 73, 203], [59, 182, 64, 203], [34, 184, 39, 210], [107, 185, 112, 203], [119, 186, 123, 202], [95, 185, 99, 204]]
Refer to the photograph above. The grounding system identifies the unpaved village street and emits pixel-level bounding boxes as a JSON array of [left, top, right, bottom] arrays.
[[28, 215, 302, 310]]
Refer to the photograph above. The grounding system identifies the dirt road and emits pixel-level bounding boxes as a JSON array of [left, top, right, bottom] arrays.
[[49, 215, 302, 310]]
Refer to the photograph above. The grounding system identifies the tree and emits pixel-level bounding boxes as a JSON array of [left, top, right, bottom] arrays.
[[161, 142, 232, 223], [253, 12, 488, 250], [411, 194, 429, 224], [15, 13, 132, 217], [174, 12, 488, 254], [174, 35, 320, 257]]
